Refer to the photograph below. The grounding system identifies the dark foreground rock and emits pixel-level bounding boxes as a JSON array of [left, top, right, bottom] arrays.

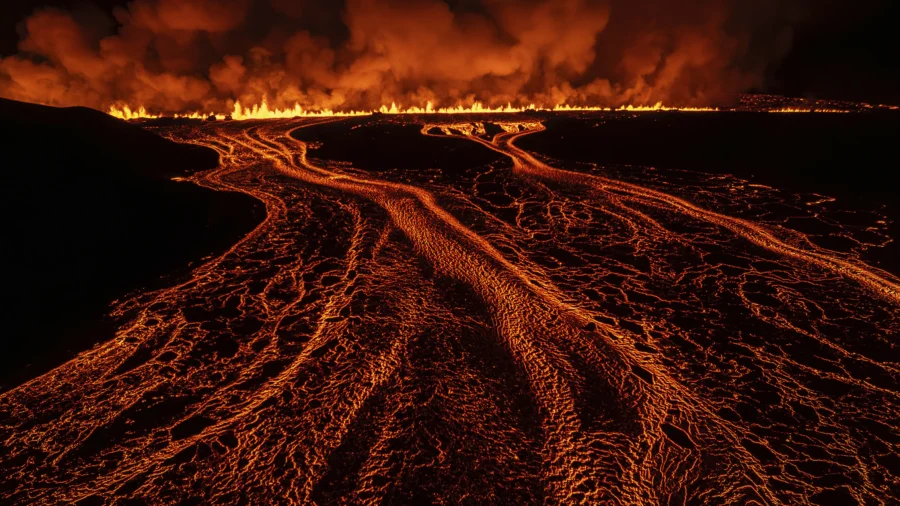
[[0, 98, 264, 389]]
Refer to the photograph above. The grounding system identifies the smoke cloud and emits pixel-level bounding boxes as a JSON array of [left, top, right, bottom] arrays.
[[0, 0, 802, 113]]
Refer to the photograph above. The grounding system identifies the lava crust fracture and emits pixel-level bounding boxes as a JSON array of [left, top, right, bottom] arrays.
[[1, 116, 898, 505]]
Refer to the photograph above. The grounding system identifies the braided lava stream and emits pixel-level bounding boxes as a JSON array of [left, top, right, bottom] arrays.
[[1, 116, 898, 505]]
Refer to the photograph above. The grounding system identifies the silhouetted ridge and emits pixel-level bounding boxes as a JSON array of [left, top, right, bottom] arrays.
[[0, 98, 263, 389], [0, 98, 218, 178]]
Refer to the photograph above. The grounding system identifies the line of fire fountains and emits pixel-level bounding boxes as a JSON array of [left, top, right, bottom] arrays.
[[108, 100, 719, 121], [108, 97, 890, 122]]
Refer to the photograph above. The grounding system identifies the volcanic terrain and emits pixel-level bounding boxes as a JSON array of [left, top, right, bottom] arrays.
[[1, 107, 899, 505]]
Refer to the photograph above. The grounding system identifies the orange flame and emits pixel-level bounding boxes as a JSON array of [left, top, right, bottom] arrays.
[[109, 98, 866, 121], [109, 99, 370, 121], [108, 105, 161, 120], [612, 102, 719, 112], [233, 100, 370, 119], [767, 108, 851, 113]]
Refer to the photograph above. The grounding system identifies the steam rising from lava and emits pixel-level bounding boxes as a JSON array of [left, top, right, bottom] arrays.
[[0, 0, 800, 114]]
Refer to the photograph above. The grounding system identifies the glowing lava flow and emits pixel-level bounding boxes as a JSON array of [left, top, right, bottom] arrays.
[[425, 122, 900, 303], [1, 116, 897, 505]]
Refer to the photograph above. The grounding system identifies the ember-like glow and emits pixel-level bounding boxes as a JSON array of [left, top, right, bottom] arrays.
[[2, 114, 897, 504], [103, 94, 891, 121], [109, 101, 369, 121], [0, 0, 811, 118], [109, 97, 865, 122], [107, 105, 160, 121], [767, 108, 851, 114], [611, 103, 719, 112], [233, 100, 371, 119]]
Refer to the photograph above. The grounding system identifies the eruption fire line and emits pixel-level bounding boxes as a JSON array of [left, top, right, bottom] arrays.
[[108, 99, 866, 122], [107, 101, 724, 121]]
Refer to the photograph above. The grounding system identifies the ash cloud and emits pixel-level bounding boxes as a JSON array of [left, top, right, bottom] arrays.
[[0, 0, 802, 112]]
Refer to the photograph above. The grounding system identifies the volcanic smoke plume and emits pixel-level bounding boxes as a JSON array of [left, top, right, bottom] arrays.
[[0, 0, 801, 113]]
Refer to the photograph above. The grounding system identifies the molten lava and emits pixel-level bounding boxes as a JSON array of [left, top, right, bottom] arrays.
[[109, 100, 724, 121], [767, 108, 851, 114], [108, 95, 875, 122], [1, 113, 897, 505]]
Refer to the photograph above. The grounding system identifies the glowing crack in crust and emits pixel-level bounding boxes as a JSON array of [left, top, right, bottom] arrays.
[[0, 116, 898, 505]]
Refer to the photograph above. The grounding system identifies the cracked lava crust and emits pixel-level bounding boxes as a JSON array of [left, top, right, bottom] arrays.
[[1, 114, 898, 506]]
